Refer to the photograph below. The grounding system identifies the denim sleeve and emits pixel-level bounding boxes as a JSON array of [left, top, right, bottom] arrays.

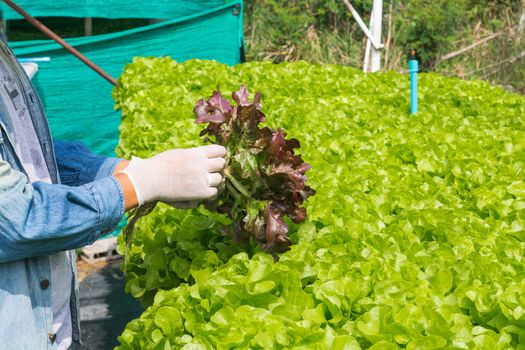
[[0, 161, 124, 263], [53, 139, 122, 186]]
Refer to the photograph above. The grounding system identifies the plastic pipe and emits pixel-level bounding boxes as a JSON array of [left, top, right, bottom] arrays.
[[370, 0, 383, 72], [363, 36, 371, 72], [342, 0, 382, 50], [18, 57, 51, 63], [409, 53, 418, 114]]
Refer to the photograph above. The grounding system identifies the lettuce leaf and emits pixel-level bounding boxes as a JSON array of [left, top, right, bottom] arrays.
[[195, 86, 315, 255]]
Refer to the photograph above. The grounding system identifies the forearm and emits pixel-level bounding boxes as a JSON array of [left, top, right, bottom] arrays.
[[113, 159, 130, 175], [54, 139, 122, 185], [111, 159, 139, 210], [0, 162, 124, 263], [115, 172, 138, 210]]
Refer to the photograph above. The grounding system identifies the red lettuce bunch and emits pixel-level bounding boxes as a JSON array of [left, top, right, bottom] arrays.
[[194, 86, 315, 255]]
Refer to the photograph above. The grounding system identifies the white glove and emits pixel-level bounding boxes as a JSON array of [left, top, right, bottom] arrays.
[[122, 145, 226, 206], [120, 156, 202, 209]]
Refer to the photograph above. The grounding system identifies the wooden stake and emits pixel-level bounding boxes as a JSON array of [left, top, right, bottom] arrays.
[[440, 32, 501, 62]]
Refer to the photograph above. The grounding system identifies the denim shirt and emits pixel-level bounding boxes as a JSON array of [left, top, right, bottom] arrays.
[[0, 35, 125, 349]]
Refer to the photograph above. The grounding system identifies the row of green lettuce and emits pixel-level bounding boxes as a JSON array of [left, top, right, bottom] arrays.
[[113, 58, 525, 349]]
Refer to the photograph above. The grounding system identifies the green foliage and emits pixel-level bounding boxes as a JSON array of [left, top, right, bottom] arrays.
[[394, 0, 468, 68], [244, 0, 366, 65], [243, 0, 525, 93], [117, 205, 246, 306], [114, 58, 525, 349]]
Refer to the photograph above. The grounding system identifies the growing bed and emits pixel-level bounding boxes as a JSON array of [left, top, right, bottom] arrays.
[[114, 58, 525, 349]]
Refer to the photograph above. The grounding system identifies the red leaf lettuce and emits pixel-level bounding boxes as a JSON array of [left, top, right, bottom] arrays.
[[194, 85, 315, 255]]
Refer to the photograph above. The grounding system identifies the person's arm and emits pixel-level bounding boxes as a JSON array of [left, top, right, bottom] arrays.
[[53, 139, 135, 206], [114, 160, 130, 175], [0, 145, 226, 263], [53, 139, 124, 186], [0, 161, 125, 263], [115, 171, 137, 210]]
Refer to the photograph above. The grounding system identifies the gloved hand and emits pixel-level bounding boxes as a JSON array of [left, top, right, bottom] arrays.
[[122, 145, 226, 206]]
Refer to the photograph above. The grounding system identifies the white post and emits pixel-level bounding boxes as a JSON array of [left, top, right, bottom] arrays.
[[342, 0, 382, 50], [362, 10, 373, 72], [363, 37, 371, 72], [370, 0, 383, 72]]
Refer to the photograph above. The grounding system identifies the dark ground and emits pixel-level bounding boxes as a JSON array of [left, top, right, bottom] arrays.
[[72, 260, 143, 350]]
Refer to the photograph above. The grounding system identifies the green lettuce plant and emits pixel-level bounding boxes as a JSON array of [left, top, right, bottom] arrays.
[[114, 58, 525, 349]]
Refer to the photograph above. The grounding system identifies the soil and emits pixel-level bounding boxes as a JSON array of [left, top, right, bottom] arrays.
[[76, 258, 111, 283]]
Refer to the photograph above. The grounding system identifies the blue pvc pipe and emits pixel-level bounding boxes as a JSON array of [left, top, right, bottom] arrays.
[[409, 59, 418, 114]]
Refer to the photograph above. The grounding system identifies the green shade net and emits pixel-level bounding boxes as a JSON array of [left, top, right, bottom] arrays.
[[1, 0, 234, 19], [10, 2, 244, 157], [7, 2, 243, 238]]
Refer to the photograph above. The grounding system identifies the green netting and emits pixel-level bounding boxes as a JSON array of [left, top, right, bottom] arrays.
[[10, 2, 244, 157], [1, 0, 235, 19]]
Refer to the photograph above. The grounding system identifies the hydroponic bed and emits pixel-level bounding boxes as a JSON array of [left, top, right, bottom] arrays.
[[113, 58, 525, 350]]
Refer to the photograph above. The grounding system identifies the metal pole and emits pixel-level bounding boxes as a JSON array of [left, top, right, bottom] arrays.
[[370, 0, 383, 72], [2, 0, 117, 86], [409, 50, 418, 114]]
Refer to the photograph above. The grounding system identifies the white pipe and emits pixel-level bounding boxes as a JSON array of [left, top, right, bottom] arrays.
[[363, 37, 371, 72], [342, 0, 382, 50], [370, 0, 383, 72], [362, 10, 373, 72]]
